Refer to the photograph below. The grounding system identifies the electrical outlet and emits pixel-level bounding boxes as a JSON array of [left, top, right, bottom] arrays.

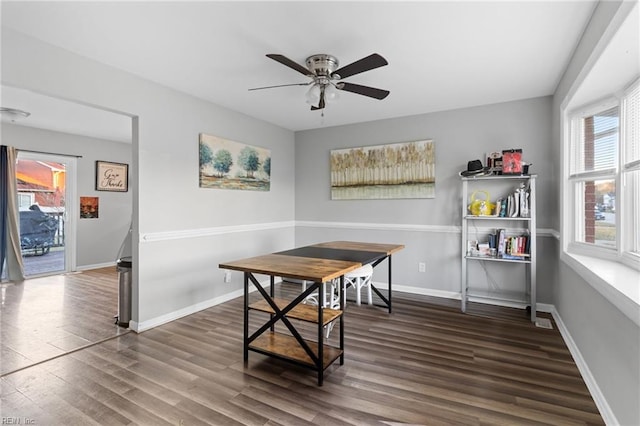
[[224, 271, 232, 282], [418, 262, 426, 272]]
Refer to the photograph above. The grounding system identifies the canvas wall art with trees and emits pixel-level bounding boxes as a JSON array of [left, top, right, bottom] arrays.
[[330, 139, 435, 199], [199, 133, 271, 191]]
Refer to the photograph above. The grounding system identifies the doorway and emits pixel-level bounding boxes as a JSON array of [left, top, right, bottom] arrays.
[[16, 152, 77, 277]]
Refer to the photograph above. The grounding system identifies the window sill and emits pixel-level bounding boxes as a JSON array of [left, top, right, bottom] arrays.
[[562, 252, 640, 327]]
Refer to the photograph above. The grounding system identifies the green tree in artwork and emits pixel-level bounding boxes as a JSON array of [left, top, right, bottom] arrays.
[[238, 147, 260, 178], [199, 142, 213, 170], [213, 149, 233, 177], [263, 157, 271, 177]]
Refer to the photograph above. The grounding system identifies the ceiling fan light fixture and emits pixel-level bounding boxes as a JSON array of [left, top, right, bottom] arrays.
[[305, 84, 321, 105], [0, 107, 31, 122], [324, 84, 340, 103]]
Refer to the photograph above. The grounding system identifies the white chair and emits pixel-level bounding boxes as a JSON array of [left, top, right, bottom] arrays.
[[305, 263, 374, 308], [302, 280, 340, 309], [342, 264, 374, 306], [301, 264, 373, 337], [302, 279, 341, 338]]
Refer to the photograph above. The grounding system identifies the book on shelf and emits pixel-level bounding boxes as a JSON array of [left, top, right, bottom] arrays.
[[493, 229, 530, 260], [497, 228, 507, 255], [494, 182, 531, 218]]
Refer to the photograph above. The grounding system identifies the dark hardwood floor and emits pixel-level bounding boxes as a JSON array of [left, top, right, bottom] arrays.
[[1, 269, 604, 425]]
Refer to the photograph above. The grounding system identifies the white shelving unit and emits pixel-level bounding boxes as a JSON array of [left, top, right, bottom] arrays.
[[461, 174, 537, 322]]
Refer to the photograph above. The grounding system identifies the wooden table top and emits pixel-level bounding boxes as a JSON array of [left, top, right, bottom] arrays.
[[219, 241, 404, 283], [219, 254, 362, 283]]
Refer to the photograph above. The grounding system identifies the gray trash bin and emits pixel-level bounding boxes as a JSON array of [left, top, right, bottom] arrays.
[[116, 256, 132, 328]]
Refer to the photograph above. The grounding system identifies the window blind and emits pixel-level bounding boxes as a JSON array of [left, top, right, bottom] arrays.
[[625, 79, 640, 171], [570, 106, 619, 176]]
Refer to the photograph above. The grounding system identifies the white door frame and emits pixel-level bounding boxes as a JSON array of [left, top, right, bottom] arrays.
[[18, 151, 77, 274]]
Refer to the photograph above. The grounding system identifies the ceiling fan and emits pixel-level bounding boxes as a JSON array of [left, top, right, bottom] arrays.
[[249, 53, 390, 111]]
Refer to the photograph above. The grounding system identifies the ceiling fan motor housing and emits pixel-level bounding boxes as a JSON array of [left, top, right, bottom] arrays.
[[306, 54, 340, 78]]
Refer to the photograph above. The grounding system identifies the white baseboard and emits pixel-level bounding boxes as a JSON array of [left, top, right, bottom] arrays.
[[393, 284, 461, 300], [130, 279, 272, 333], [76, 261, 116, 271], [549, 307, 617, 426], [130, 288, 244, 333]]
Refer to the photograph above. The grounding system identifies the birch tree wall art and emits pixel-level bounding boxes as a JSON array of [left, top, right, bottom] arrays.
[[330, 139, 435, 200], [199, 133, 271, 191]]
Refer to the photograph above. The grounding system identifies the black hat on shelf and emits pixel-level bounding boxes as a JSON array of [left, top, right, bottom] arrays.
[[459, 159, 491, 177]]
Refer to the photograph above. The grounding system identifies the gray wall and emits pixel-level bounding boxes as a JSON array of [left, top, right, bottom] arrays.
[[294, 96, 556, 303], [551, 1, 639, 425], [2, 123, 132, 269], [2, 28, 296, 329]]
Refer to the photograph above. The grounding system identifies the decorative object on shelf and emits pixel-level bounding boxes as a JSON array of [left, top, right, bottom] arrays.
[[459, 159, 491, 177], [487, 152, 502, 175], [199, 133, 271, 191], [501, 149, 523, 174], [95, 161, 128, 192], [467, 240, 479, 256], [330, 139, 435, 200], [468, 190, 495, 216], [494, 182, 531, 218], [518, 183, 530, 217]]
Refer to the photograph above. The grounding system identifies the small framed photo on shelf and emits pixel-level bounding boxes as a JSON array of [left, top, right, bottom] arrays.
[[487, 151, 502, 175], [467, 240, 479, 256], [501, 149, 523, 174], [95, 161, 129, 192]]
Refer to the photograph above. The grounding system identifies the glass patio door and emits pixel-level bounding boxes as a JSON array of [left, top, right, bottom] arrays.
[[16, 152, 76, 277]]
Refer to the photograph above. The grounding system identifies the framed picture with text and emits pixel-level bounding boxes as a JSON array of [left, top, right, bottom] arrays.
[[95, 161, 128, 192]]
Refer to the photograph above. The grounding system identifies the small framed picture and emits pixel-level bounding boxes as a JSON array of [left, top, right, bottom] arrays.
[[96, 161, 128, 192], [501, 149, 523, 175], [80, 196, 99, 219]]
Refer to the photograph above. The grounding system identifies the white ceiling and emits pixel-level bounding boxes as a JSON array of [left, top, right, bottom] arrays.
[[1, 86, 133, 143], [1, 1, 599, 136]]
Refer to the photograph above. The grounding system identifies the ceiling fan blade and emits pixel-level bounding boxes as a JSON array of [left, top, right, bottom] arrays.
[[249, 82, 310, 91], [338, 82, 390, 100], [266, 54, 311, 76], [331, 53, 388, 79]]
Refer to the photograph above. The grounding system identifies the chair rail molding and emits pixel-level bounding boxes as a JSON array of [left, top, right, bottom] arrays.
[[139, 220, 295, 243], [296, 220, 558, 237]]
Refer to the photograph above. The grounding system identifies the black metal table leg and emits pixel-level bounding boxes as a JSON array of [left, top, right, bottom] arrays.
[[243, 272, 249, 362], [339, 275, 345, 365], [269, 275, 275, 332], [388, 255, 393, 313], [318, 281, 324, 386]]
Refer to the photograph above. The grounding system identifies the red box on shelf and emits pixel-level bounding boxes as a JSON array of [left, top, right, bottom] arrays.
[[501, 149, 523, 174]]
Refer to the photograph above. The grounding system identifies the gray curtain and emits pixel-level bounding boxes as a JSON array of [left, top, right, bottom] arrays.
[[1, 145, 25, 281]]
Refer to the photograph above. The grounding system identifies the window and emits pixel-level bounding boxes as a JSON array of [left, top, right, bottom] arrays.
[[623, 81, 640, 256], [568, 78, 640, 269], [17, 192, 34, 210]]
